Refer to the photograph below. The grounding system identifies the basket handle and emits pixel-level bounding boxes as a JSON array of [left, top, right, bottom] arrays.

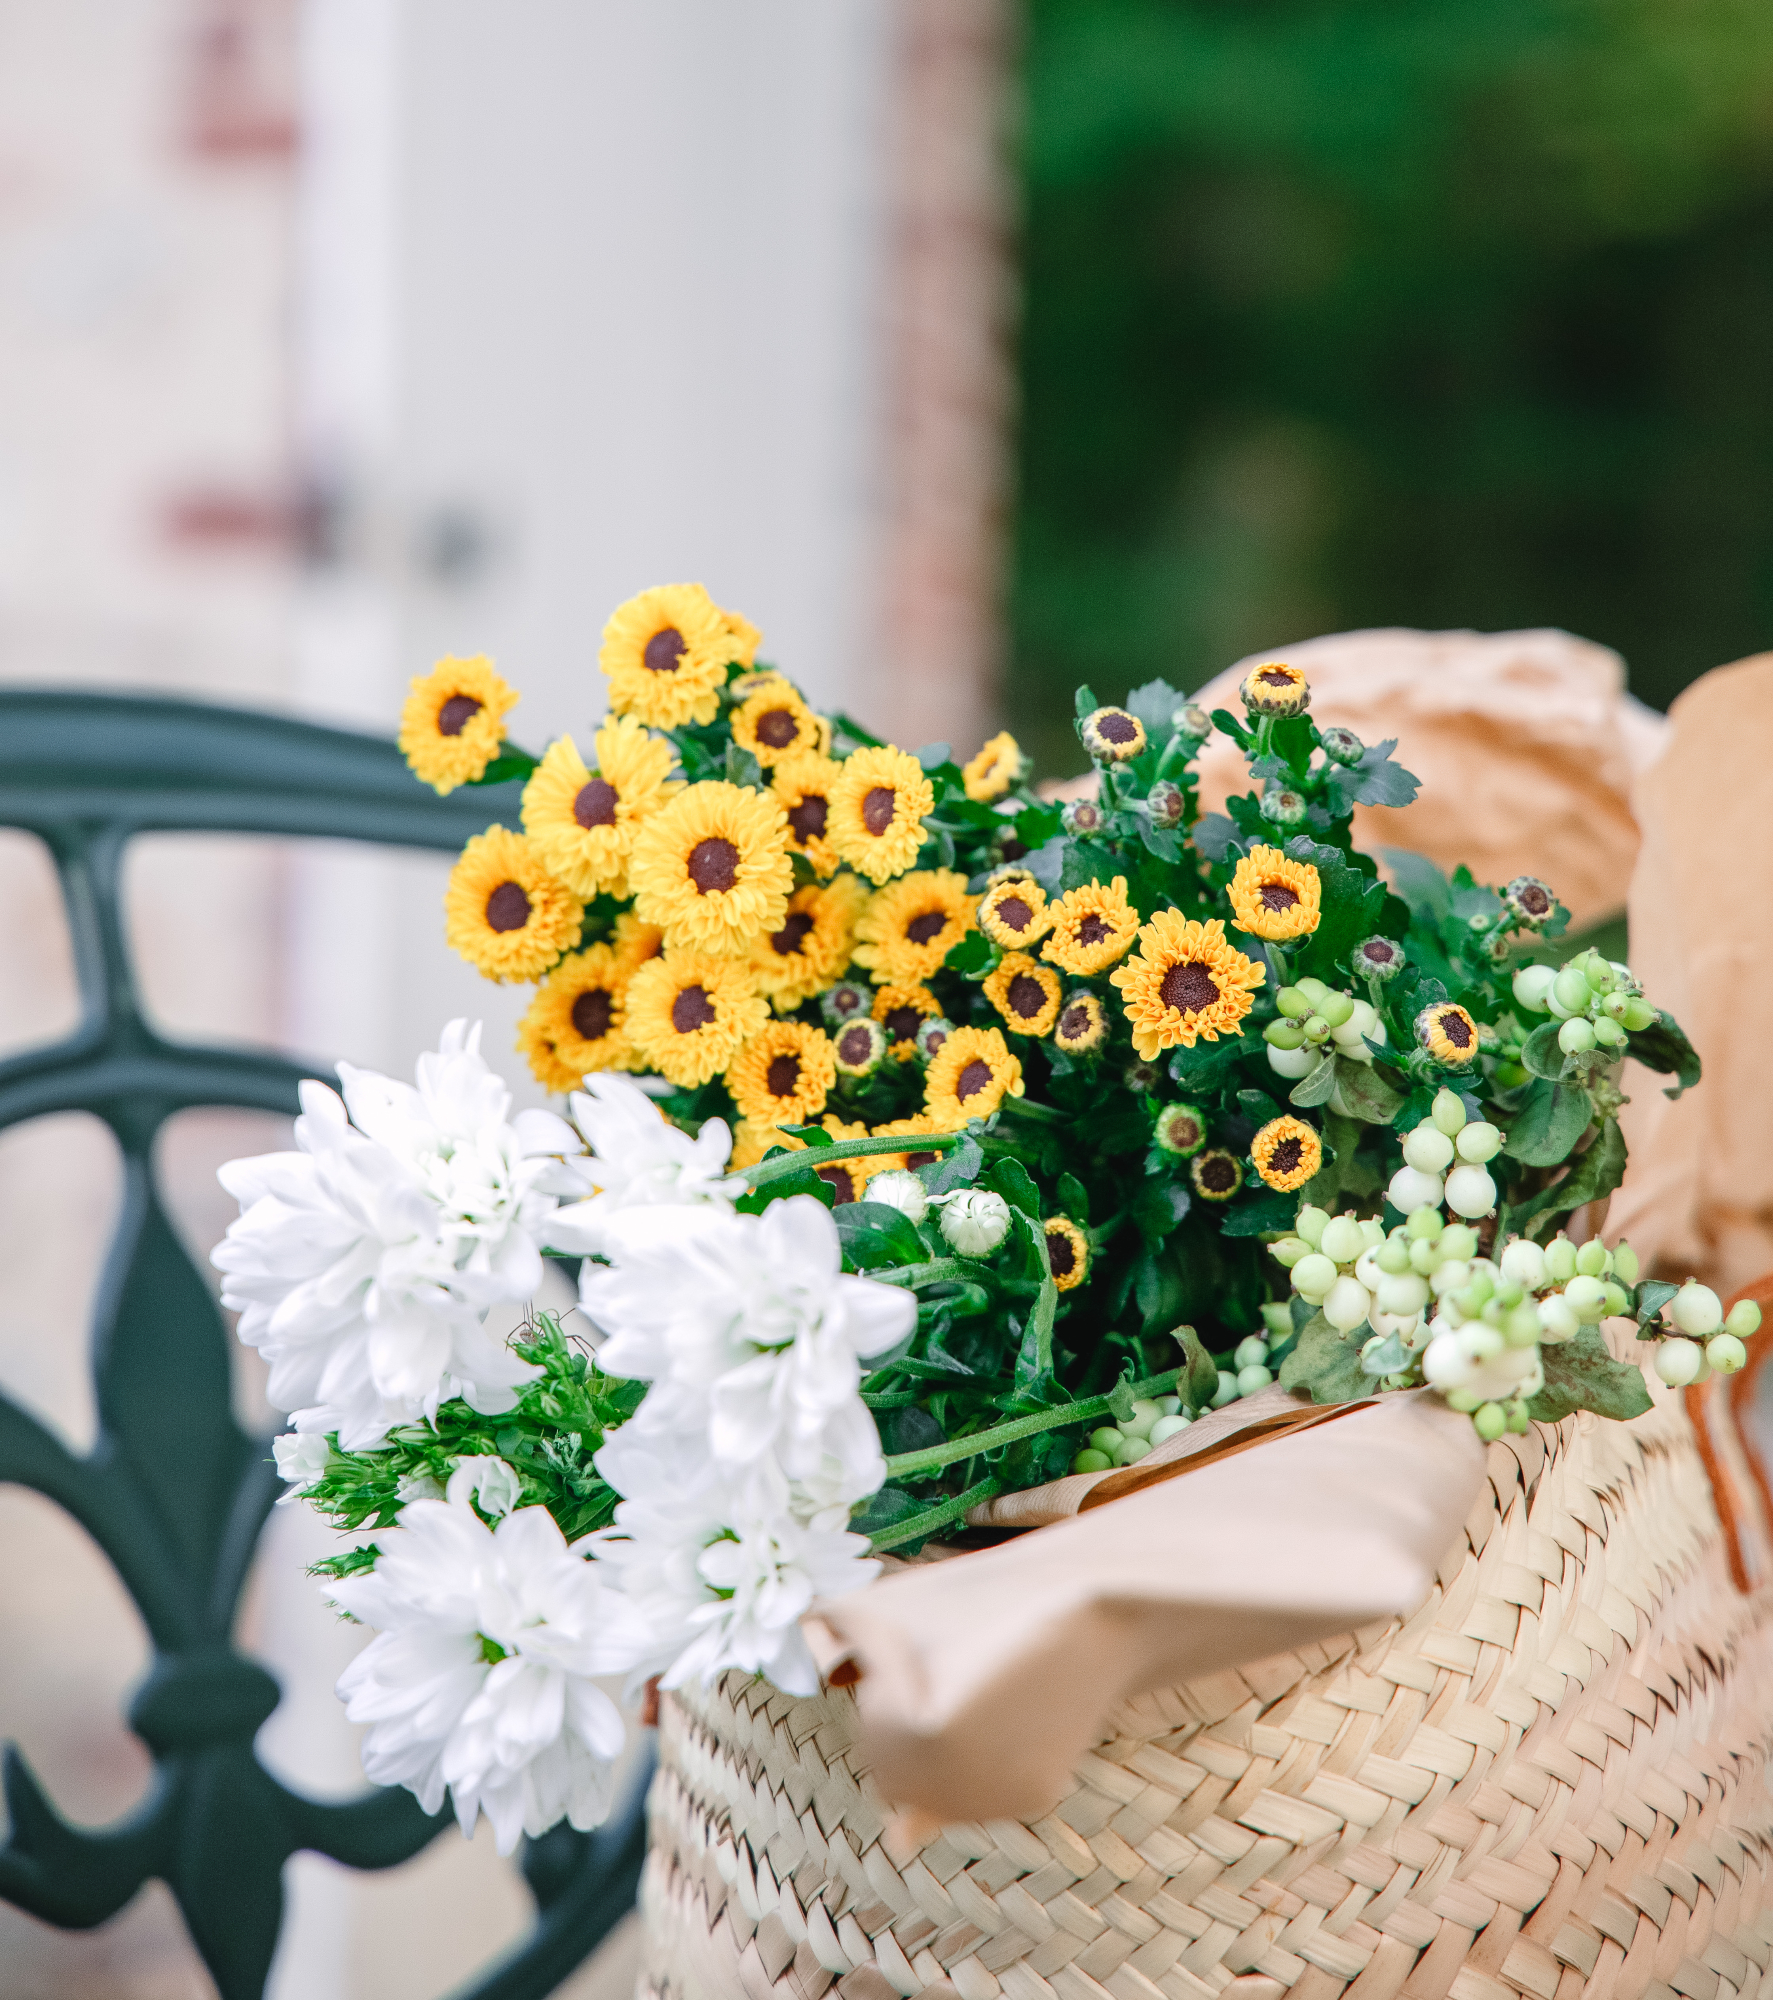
[[1684, 1271, 1773, 1592]]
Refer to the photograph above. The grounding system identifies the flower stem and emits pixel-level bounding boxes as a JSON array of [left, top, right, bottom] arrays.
[[874, 1257, 976, 1289], [869, 1477, 1001, 1553], [998, 1094, 1069, 1127], [880, 1365, 1183, 1479], [741, 1128, 963, 1189]]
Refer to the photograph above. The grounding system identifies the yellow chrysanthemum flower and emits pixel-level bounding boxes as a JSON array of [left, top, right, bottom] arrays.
[[628, 780, 794, 957], [963, 731, 1024, 802], [731, 680, 825, 769], [725, 1019, 837, 1127], [1052, 992, 1107, 1055], [1109, 913, 1265, 1060], [870, 1112, 945, 1173], [983, 953, 1063, 1038], [978, 874, 1052, 950], [872, 983, 942, 1060], [1240, 661, 1309, 717], [1417, 1002, 1481, 1067], [399, 655, 519, 793], [520, 715, 677, 899], [515, 946, 634, 1092], [610, 912, 665, 974], [623, 951, 769, 1087], [1251, 1115, 1324, 1193], [600, 583, 740, 731], [444, 827, 584, 983], [1042, 876, 1141, 977], [770, 751, 846, 879], [719, 605, 763, 663], [1044, 1217, 1090, 1292], [829, 746, 935, 885], [853, 870, 974, 986], [750, 877, 868, 1010], [1227, 845, 1321, 943], [924, 1025, 1024, 1129], [1080, 707, 1146, 764], [729, 1118, 789, 1171]]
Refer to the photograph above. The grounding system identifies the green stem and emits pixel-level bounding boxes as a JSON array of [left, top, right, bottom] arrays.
[[1031, 1271, 1058, 1377], [875, 1256, 976, 1289], [998, 1094, 1069, 1127], [741, 1128, 963, 1189], [869, 1477, 1001, 1553], [881, 1365, 1182, 1479]]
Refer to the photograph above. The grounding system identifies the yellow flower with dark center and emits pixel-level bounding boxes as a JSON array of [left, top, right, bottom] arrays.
[[870, 1112, 945, 1173], [853, 870, 974, 985], [725, 1019, 837, 1127], [520, 715, 677, 899], [830, 746, 935, 885], [628, 780, 793, 957], [1044, 1216, 1090, 1291], [1080, 707, 1146, 763], [750, 876, 867, 1010], [1052, 992, 1107, 1055], [718, 604, 763, 664], [872, 983, 942, 1060], [963, 731, 1024, 802], [731, 680, 824, 769], [610, 912, 665, 974], [978, 874, 1052, 950], [399, 655, 519, 793], [444, 827, 585, 983], [1227, 845, 1322, 944], [1191, 1149, 1244, 1202], [1417, 1002, 1482, 1067], [1251, 1116, 1323, 1193], [924, 1025, 1024, 1128], [983, 953, 1062, 1038], [600, 583, 738, 730], [1240, 661, 1309, 717], [623, 951, 768, 1087], [770, 751, 845, 878], [1110, 913, 1265, 1060], [515, 946, 633, 1092], [1042, 877, 1140, 976]]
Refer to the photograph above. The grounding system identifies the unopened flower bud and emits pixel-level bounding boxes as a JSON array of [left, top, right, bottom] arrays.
[[1153, 1102, 1207, 1156], [1654, 1336, 1703, 1388], [867, 1170, 929, 1224], [1502, 876, 1556, 927], [1725, 1297, 1762, 1339], [1061, 797, 1103, 837], [821, 980, 871, 1026], [1319, 726, 1364, 766], [939, 1187, 1011, 1256], [1146, 780, 1186, 828], [1240, 661, 1309, 716], [1388, 1165, 1443, 1214], [1353, 935, 1404, 981], [1261, 787, 1308, 827], [1080, 706, 1147, 763], [1558, 1017, 1596, 1055], [1512, 964, 1557, 1013], [1706, 1334, 1749, 1375], [1123, 1058, 1161, 1093], [1670, 1281, 1723, 1337], [1445, 1164, 1498, 1219], [833, 1017, 888, 1076], [1403, 1124, 1455, 1174]]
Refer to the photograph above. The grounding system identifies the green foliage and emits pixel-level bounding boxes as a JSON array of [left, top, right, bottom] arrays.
[[1528, 1324, 1654, 1424]]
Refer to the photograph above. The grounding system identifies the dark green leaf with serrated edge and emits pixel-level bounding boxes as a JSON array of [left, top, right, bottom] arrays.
[[1125, 678, 1187, 740], [1503, 1078, 1593, 1167], [1528, 1324, 1652, 1424], [1279, 1314, 1368, 1404]]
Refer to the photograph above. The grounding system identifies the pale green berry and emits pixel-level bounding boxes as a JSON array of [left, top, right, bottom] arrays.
[[1592, 1016, 1627, 1050], [1156, 1395, 1182, 1416], [1072, 1449, 1113, 1474], [1621, 997, 1657, 1032], [1583, 955, 1617, 994], [1269, 1235, 1311, 1268], [1124, 1398, 1162, 1438], [1377, 1271, 1430, 1317], [1405, 1207, 1443, 1242], [1317, 990, 1356, 1029], [1264, 1018, 1306, 1049], [1320, 1215, 1366, 1265], [1553, 965, 1592, 1014], [1612, 1241, 1640, 1286], [1706, 1335, 1748, 1375], [1403, 1124, 1455, 1174], [1506, 1402, 1532, 1434], [1544, 1237, 1578, 1283], [1455, 1121, 1503, 1164], [1431, 1089, 1468, 1136], [1212, 1369, 1239, 1407], [1149, 1413, 1192, 1445], [1574, 1237, 1610, 1277], [1504, 1301, 1543, 1348], [1602, 1283, 1630, 1316], [1562, 1275, 1609, 1322], [1538, 1294, 1580, 1343], [1302, 1015, 1330, 1041], [1409, 1237, 1439, 1275], [1600, 990, 1631, 1021], [1654, 1337, 1703, 1388], [1473, 1402, 1507, 1442], [1276, 986, 1314, 1020], [1376, 1236, 1413, 1275], [1558, 1017, 1596, 1055], [1294, 977, 1329, 1006], [1500, 1238, 1546, 1289], [1439, 1225, 1479, 1263], [1291, 1252, 1339, 1302], [1445, 1386, 1482, 1413], [1117, 1436, 1153, 1464], [1089, 1427, 1123, 1456], [1671, 1281, 1723, 1337], [1294, 1205, 1329, 1248], [1445, 1164, 1498, 1220], [1512, 964, 1556, 1014], [1493, 1276, 1524, 1309], [1359, 1217, 1388, 1249], [1725, 1298, 1763, 1339], [1237, 1364, 1275, 1396], [1234, 1335, 1269, 1371]]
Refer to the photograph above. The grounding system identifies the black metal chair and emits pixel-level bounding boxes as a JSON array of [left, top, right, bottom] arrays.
[[0, 690, 649, 2000]]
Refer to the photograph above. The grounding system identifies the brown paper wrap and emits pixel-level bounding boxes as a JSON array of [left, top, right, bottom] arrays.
[[802, 1391, 1484, 1822]]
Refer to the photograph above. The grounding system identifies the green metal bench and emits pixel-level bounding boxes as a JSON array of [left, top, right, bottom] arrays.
[[0, 690, 649, 2000]]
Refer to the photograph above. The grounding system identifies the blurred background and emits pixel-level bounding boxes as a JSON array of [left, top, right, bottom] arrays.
[[0, 1, 1767, 1995]]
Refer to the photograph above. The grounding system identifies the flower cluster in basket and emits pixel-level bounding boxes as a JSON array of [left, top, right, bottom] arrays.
[[217, 580, 1750, 1854]]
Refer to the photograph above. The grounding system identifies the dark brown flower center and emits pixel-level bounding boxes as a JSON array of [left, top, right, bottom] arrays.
[[1258, 667, 1294, 687], [765, 1053, 802, 1098], [905, 1148, 939, 1169], [1047, 1230, 1077, 1278], [921, 1027, 947, 1055], [1007, 973, 1047, 1020], [1167, 1113, 1202, 1149], [1269, 1135, 1304, 1177], [1519, 884, 1551, 915], [1096, 711, 1138, 743], [574, 777, 619, 829], [770, 912, 815, 957], [754, 707, 800, 749], [787, 794, 828, 844], [884, 1006, 922, 1044], [956, 1058, 994, 1102], [817, 1163, 858, 1204], [1160, 960, 1220, 1014], [837, 1025, 876, 1066], [437, 693, 483, 736], [1077, 913, 1113, 947], [688, 837, 740, 894], [1361, 940, 1397, 964], [671, 985, 716, 1034], [995, 894, 1033, 932], [862, 785, 899, 836], [1259, 881, 1299, 912], [1198, 1154, 1238, 1192], [644, 626, 686, 674], [830, 986, 865, 1017], [485, 881, 531, 932], [572, 988, 614, 1041], [1438, 1009, 1474, 1049], [904, 910, 949, 946], [1059, 1004, 1093, 1041]]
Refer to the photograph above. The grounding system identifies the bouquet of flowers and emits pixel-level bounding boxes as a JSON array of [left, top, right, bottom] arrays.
[[217, 581, 1750, 1855]]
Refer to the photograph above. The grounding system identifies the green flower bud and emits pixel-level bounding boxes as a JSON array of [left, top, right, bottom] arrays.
[[1574, 1238, 1610, 1278], [1473, 1401, 1508, 1442], [1276, 986, 1314, 1020], [1261, 787, 1308, 827], [1544, 1237, 1578, 1283], [1558, 1017, 1596, 1054], [1725, 1298, 1763, 1339], [1072, 1448, 1113, 1475], [1492, 1062, 1529, 1089], [1265, 1019, 1306, 1050], [1431, 1089, 1468, 1137], [1612, 1241, 1640, 1286], [1294, 1204, 1329, 1247]]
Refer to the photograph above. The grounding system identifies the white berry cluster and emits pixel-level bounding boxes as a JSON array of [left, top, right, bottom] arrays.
[[1263, 977, 1387, 1080], [1386, 1089, 1503, 1220], [1513, 948, 1656, 1056], [1650, 1281, 1760, 1386]]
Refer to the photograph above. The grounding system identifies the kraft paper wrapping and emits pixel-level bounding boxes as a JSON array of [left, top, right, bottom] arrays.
[[802, 1392, 1484, 1822], [1608, 652, 1773, 1295]]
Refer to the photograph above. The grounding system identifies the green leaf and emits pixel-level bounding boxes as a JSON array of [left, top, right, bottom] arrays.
[[1124, 677, 1187, 741], [1521, 1021, 1567, 1081], [1513, 1118, 1628, 1241], [1237, 1087, 1284, 1124], [834, 1201, 927, 1268], [1221, 1191, 1299, 1236], [1299, 1109, 1384, 1207], [1174, 1323, 1221, 1413], [850, 1485, 928, 1536], [986, 1157, 1044, 1218], [780, 1122, 834, 1147], [1211, 707, 1252, 749], [1503, 1078, 1593, 1167], [1634, 1279, 1679, 1329], [1328, 1055, 1408, 1125], [920, 1135, 983, 1196], [1528, 1324, 1652, 1424], [1374, 847, 1450, 926], [944, 930, 997, 979], [1061, 836, 1120, 892], [466, 748, 539, 786], [1284, 836, 1388, 976], [1057, 1171, 1090, 1222], [1288, 1056, 1337, 1107], [1626, 1010, 1701, 1098], [1074, 683, 1101, 719], [1278, 1313, 1368, 1405], [1132, 1176, 1189, 1248], [725, 742, 764, 790], [1167, 1034, 1248, 1089], [1332, 738, 1420, 811]]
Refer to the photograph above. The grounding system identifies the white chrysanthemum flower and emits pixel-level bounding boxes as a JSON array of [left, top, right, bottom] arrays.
[[213, 1021, 580, 1449], [448, 1454, 523, 1521], [272, 1430, 330, 1497], [329, 1493, 637, 1856], [546, 1073, 742, 1258]]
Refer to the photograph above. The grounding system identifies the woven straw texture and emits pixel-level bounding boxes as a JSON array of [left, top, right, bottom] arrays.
[[638, 1389, 1773, 2000]]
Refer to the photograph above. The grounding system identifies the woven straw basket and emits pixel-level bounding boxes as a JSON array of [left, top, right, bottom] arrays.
[[638, 1336, 1773, 2000]]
